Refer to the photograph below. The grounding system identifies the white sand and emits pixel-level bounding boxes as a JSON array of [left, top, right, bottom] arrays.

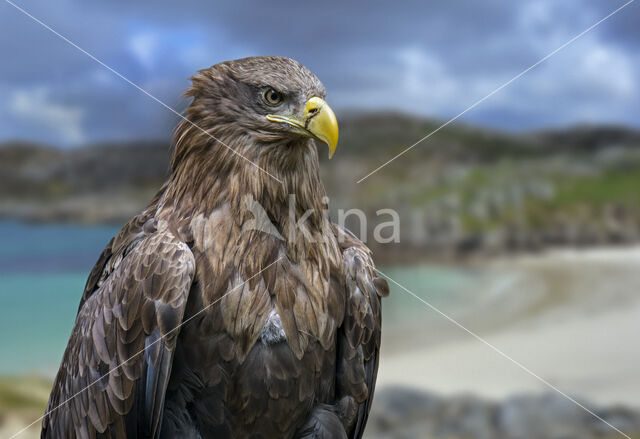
[[378, 246, 640, 409]]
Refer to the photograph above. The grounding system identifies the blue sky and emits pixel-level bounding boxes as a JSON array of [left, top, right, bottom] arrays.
[[0, 0, 638, 146]]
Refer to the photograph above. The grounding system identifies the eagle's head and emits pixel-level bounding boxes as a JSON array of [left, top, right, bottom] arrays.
[[168, 56, 337, 220], [172, 56, 339, 175]]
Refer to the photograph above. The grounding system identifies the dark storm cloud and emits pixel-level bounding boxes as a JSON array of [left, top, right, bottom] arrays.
[[0, 0, 638, 145]]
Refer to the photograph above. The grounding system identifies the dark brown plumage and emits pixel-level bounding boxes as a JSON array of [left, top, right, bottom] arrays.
[[42, 56, 388, 439]]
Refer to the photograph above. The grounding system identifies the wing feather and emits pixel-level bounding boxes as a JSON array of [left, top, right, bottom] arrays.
[[333, 225, 389, 439], [42, 227, 195, 439]]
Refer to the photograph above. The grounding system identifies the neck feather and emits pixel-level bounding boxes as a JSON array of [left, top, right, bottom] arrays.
[[161, 120, 328, 232]]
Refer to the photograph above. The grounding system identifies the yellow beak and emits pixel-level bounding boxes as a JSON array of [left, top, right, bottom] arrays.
[[266, 97, 339, 159]]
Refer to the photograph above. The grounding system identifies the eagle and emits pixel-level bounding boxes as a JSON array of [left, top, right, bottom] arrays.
[[42, 56, 388, 439]]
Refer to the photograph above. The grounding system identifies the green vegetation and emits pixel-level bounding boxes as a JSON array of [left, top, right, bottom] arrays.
[[554, 168, 640, 206], [0, 377, 50, 412]]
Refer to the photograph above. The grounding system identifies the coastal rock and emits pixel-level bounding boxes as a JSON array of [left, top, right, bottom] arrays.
[[366, 387, 640, 439]]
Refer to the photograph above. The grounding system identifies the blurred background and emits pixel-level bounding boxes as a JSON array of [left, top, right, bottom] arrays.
[[1, 0, 640, 438]]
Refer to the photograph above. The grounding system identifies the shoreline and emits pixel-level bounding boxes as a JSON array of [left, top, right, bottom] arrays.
[[378, 245, 640, 410]]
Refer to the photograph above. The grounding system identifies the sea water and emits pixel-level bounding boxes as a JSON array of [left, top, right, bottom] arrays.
[[0, 221, 120, 374]]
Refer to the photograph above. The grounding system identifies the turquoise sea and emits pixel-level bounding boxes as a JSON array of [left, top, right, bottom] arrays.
[[0, 221, 480, 375], [0, 221, 120, 374]]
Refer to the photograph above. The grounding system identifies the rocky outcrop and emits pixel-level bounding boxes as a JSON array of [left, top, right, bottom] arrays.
[[366, 387, 640, 439]]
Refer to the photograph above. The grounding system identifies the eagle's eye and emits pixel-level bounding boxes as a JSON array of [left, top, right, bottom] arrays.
[[262, 87, 283, 106]]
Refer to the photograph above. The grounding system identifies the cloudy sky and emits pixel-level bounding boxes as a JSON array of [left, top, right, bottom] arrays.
[[0, 0, 638, 146]]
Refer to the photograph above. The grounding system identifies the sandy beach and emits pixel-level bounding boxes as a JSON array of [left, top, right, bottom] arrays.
[[378, 246, 640, 410]]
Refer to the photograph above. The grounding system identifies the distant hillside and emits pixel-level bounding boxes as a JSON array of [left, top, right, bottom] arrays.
[[2, 113, 640, 260], [0, 140, 169, 198]]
